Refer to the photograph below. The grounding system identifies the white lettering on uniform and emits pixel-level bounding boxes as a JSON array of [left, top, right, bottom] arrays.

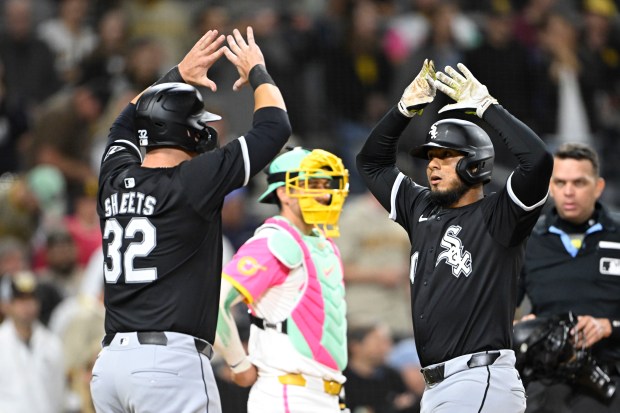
[[103, 192, 157, 217], [436, 225, 472, 278], [143, 196, 156, 216]]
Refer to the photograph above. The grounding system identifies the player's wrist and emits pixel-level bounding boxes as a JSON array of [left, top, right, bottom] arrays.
[[230, 356, 253, 374], [602, 318, 613, 338], [397, 100, 415, 118], [152, 65, 185, 86], [249, 64, 275, 90], [476, 95, 498, 118]]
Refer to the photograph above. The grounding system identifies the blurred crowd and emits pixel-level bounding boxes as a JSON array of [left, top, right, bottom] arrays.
[[0, 0, 619, 412]]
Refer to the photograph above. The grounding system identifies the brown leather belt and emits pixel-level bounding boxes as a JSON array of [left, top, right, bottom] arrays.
[[102, 332, 213, 360], [421, 351, 501, 386]]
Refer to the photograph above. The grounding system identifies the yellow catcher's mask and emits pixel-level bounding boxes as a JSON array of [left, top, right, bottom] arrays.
[[258, 147, 349, 237]]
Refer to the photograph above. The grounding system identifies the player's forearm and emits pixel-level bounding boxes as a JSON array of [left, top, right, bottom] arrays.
[[244, 107, 292, 177], [356, 105, 408, 209], [214, 311, 249, 371], [214, 282, 252, 372], [358, 106, 409, 168], [102, 104, 142, 158], [483, 104, 553, 205], [254, 83, 286, 112]]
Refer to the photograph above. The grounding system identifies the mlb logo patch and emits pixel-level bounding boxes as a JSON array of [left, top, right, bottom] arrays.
[[119, 337, 129, 346], [124, 178, 135, 188], [600, 258, 620, 276]]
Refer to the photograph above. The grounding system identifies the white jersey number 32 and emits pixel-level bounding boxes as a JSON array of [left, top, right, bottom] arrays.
[[103, 217, 157, 283]]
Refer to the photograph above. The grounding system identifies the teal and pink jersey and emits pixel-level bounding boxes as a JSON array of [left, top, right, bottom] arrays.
[[222, 216, 347, 382]]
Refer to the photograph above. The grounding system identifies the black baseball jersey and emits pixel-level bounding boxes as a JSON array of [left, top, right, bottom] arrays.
[[519, 204, 620, 365], [98, 103, 290, 343], [357, 105, 553, 367]]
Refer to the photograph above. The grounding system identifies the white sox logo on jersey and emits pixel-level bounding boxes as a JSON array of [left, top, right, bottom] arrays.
[[436, 225, 472, 278]]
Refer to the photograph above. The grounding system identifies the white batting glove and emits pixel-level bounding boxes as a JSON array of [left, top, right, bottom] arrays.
[[435, 63, 498, 118], [398, 59, 436, 117]]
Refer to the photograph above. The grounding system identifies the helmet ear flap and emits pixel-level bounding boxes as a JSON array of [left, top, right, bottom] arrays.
[[456, 156, 491, 186], [195, 125, 219, 153]]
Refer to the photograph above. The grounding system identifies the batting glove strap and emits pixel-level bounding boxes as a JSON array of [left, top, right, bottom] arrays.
[[398, 100, 420, 118], [477, 95, 498, 118], [230, 356, 253, 374]]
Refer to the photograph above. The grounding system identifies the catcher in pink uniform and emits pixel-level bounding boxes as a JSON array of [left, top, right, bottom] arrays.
[[215, 147, 350, 413]]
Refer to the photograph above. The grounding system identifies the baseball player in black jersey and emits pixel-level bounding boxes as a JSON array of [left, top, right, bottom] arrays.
[[90, 28, 291, 413], [356, 60, 553, 413]]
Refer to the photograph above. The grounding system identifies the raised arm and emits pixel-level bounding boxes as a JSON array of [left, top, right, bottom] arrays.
[[222, 27, 291, 177], [357, 60, 436, 210], [435, 63, 553, 207], [223, 27, 286, 111]]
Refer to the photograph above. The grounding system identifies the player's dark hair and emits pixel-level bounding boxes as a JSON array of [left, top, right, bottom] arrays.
[[554, 143, 600, 176], [347, 322, 383, 344]]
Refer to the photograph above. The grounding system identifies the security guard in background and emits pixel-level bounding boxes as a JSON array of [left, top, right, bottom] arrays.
[[518, 142, 620, 412]]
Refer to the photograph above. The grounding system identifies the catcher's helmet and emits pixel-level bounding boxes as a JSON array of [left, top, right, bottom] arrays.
[[410, 119, 494, 185], [135, 82, 221, 153], [258, 147, 349, 237]]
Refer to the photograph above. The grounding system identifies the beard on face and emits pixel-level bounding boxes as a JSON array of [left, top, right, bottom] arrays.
[[429, 179, 469, 208]]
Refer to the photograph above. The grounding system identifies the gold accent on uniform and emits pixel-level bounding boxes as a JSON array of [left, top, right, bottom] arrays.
[[278, 373, 343, 396], [237, 256, 267, 276]]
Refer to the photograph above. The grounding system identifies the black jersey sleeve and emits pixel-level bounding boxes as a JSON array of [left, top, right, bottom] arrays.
[[99, 104, 143, 181], [483, 105, 553, 207], [180, 106, 290, 216], [356, 106, 412, 210], [357, 106, 429, 232], [479, 105, 553, 246], [243, 107, 292, 176]]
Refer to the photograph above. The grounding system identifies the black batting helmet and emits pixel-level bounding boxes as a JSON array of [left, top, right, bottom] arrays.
[[410, 119, 494, 185], [135, 82, 221, 153]]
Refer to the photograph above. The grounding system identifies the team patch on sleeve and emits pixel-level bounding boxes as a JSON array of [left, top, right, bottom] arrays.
[[103, 145, 126, 161], [222, 237, 290, 299]]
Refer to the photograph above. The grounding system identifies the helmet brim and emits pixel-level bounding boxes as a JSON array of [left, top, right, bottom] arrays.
[[410, 142, 468, 159], [258, 182, 284, 204]]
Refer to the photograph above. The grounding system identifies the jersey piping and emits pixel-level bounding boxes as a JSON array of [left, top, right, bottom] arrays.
[[506, 172, 548, 211], [239, 136, 250, 186], [390, 172, 406, 221]]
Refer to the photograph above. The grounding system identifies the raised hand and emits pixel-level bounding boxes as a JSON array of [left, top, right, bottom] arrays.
[[224, 27, 267, 91], [398, 59, 436, 117], [435, 63, 498, 118], [178, 30, 227, 92]]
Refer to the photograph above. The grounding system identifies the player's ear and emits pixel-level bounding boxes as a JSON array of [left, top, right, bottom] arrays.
[[275, 186, 288, 206], [595, 177, 605, 200]]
